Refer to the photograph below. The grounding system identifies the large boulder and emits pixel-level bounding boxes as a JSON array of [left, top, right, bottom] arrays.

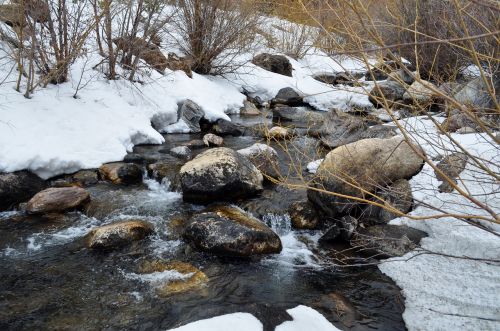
[[179, 147, 263, 203], [178, 99, 205, 133], [183, 205, 282, 257], [0, 171, 46, 211], [238, 143, 280, 179], [252, 53, 292, 77], [86, 220, 153, 249], [351, 224, 427, 258], [99, 162, 142, 185], [26, 187, 90, 214], [308, 136, 424, 216]]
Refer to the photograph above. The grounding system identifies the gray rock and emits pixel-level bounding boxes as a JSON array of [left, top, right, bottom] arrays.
[[178, 99, 204, 133], [202, 133, 224, 146], [443, 109, 482, 133], [0, 171, 46, 211], [271, 87, 305, 107], [183, 205, 282, 257], [252, 53, 292, 77], [237, 143, 280, 179], [351, 224, 427, 258], [435, 153, 468, 193], [170, 146, 192, 160], [240, 100, 261, 116], [369, 81, 406, 108], [308, 136, 424, 216], [72, 170, 99, 186], [454, 74, 500, 112], [179, 147, 263, 203], [26, 187, 90, 214], [213, 119, 244, 136]]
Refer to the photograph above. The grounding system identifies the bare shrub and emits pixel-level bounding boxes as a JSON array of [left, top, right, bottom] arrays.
[[169, 0, 260, 75]]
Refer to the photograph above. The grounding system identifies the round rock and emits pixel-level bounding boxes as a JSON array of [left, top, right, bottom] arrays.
[[26, 187, 90, 214]]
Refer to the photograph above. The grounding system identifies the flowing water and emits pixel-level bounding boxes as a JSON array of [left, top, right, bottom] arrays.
[[0, 114, 406, 331]]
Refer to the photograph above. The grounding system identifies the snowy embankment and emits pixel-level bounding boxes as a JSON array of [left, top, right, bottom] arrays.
[[379, 117, 500, 331]]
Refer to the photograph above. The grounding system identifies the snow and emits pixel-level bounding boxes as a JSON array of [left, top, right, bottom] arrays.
[[167, 313, 263, 331], [306, 159, 323, 174], [378, 116, 500, 331], [167, 306, 343, 331]]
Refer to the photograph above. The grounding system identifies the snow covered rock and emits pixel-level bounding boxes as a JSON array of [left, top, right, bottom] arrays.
[[288, 201, 319, 229], [252, 53, 292, 77], [99, 162, 143, 185], [308, 136, 424, 216], [26, 187, 90, 214], [0, 171, 46, 211], [86, 220, 153, 249], [351, 224, 426, 258], [179, 147, 263, 203], [183, 205, 282, 257], [435, 153, 468, 193], [177, 99, 205, 133], [237, 143, 280, 179]]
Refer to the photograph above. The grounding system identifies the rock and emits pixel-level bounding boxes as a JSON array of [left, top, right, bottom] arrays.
[[320, 216, 358, 242], [147, 157, 183, 188], [454, 74, 500, 112], [456, 126, 477, 134], [212, 119, 244, 136], [442, 109, 482, 133], [183, 205, 282, 256], [387, 69, 415, 85], [403, 80, 438, 105], [240, 100, 261, 116], [202, 133, 224, 147], [183, 139, 206, 149], [271, 87, 305, 107], [170, 146, 192, 160], [308, 136, 424, 216], [369, 81, 407, 108], [0, 171, 46, 211], [178, 100, 205, 133], [113, 37, 168, 72], [179, 148, 263, 203], [138, 260, 208, 296], [313, 72, 359, 86], [86, 220, 153, 249], [272, 105, 324, 124], [238, 143, 280, 179], [435, 153, 468, 193], [378, 179, 413, 222], [252, 53, 292, 77], [0, 4, 24, 26], [351, 225, 426, 258], [268, 126, 293, 140], [315, 292, 363, 328], [99, 162, 142, 185], [26, 187, 90, 214], [288, 201, 319, 229], [313, 73, 338, 85], [165, 52, 192, 78], [364, 62, 392, 81], [72, 170, 99, 186]]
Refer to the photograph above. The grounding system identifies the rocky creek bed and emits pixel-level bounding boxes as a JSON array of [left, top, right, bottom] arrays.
[[0, 111, 424, 331]]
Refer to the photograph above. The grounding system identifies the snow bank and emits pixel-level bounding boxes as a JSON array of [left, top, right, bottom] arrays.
[[379, 117, 500, 331], [276, 306, 343, 331]]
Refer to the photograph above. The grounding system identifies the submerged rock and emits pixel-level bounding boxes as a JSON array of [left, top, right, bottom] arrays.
[[99, 162, 142, 185], [252, 53, 292, 77], [0, 171, 46, 211], [308, 136, 424, 216], [26, 187, 90, 214], [179, 148, 263, 203], [183, 205, 282, 257], [86, 220, 153, 249], [351, 224, 426, 258], [138, 260, 208, 296], [237, 143, 280, 179]]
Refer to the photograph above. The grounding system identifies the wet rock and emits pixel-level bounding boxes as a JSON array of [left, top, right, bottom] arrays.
[[178, 99, 204, 133], [183, 139, 206, 150], [252, 53, 292, 77], [212, 119, 244, 136], [308, 136, 424, 216], [238, 143, 280, 179], [314, 292, 363, 328], [99, 162, 142, 185], [86, 220, 153, 249], [170, 146, 192, 160], [179, 147, 263, 203], [183, 205, 282, 256], [240, 100, 261, 116], [268, 126, 293, 140], [403, 80, 438, 105], [147, 156, 183, 187], [320, 216, 358, 242], [138, 260, 208, 296], [0, 171, 46, 211], [351, 224, 426, 258], [72, 170, 99, 186], [203, 133, 224, 147], [271, 87, 305, 107], [369, 81, 406, 108], [435, 153, 468, 193], [289, 201, 319, 229], [26, 187, 90, 214]]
